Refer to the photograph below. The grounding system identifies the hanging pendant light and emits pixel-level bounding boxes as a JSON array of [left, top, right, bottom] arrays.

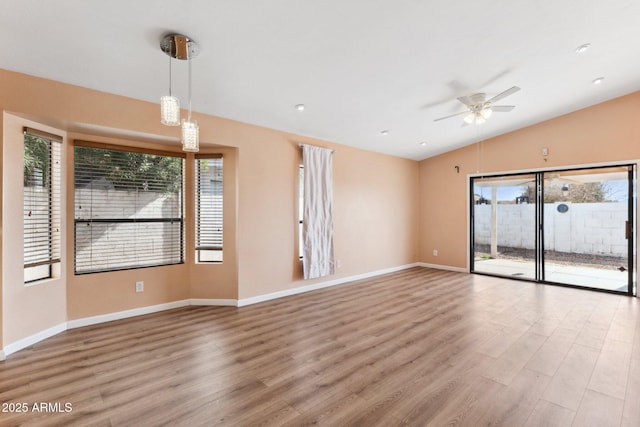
[[160, 34, 200, 152], [160, 94, 180, 126], [181, 120, 199, 151], [160, 54, 180, 126], [181, 45, 199, 152]]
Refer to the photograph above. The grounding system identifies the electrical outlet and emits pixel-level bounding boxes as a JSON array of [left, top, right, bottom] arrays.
[[541, 147, 549, 156], [135, 281, 144, 292], [433, 249, 438, 256], [336, 259, 342, 268]]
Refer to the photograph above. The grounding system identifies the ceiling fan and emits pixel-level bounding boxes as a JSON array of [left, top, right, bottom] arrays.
[[434, 86, 520, 125]]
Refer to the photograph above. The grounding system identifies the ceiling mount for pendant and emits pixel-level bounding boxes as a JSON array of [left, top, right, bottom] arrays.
[[160, 34, 199, 60]]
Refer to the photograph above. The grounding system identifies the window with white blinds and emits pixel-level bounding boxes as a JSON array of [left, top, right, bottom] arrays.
[[74, 141, 185, 274], [195, 154, 223, 262], [24, 128, 62, 283]]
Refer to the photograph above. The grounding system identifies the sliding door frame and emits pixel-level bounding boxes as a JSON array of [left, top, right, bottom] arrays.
[[469, 162, 637, 296]]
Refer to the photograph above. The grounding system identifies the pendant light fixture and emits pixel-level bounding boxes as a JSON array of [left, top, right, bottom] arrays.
[[181, 47, 199, 152], [160, 54, 180, 126], [160, 34, 200, 152]]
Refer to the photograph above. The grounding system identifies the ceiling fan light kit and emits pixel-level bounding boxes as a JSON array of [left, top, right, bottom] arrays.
[[435, 86, 520, 126], [463, 113, 476, 124], [464, 106, 494, 125], [465, 112, 485, 125]]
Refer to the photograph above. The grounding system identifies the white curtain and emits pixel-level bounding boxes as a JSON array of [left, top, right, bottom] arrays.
[[302, 144, 335, 279]]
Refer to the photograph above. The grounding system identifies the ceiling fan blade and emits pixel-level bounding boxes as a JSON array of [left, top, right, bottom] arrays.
[[490, 105, 515, 112], [457, 95, 474, 106], [433, 111, 469, 122], [487, 86, 520, 104]]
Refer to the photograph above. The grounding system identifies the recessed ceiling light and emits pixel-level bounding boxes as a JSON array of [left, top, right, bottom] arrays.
[[295, 104, 305, 111], [592, 77, 605, 85], [380, 130, 389, 136], [575, 43, 591, 53], [420, 141, 428, 146]]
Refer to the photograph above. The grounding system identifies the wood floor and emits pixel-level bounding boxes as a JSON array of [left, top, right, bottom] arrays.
[[1, 267, 639, 426]]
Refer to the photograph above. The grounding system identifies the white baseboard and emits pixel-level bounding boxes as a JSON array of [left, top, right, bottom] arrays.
[[3, 322, 67, 357], [237, 263, 420, 307], [67, 300, 191, 330], [190, 298, 237, 307], [417, 262, 468, 273], [2, 264, 424, 358]]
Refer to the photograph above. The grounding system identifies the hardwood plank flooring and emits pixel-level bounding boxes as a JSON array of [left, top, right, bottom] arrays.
[[1, 267, 639, 426]]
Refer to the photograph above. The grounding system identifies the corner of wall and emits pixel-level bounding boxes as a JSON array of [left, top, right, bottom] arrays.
[[2, 113, 68, 348], [0, 111, 5, 351]]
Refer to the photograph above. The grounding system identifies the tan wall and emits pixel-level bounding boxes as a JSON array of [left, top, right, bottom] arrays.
[[0, 69, 419, 347], [234, 135, 419, 299], [3, 114, 68, 344], [0, 113, 3, 347], [418, 91, 640, 269], [189, 145, 239, 301]]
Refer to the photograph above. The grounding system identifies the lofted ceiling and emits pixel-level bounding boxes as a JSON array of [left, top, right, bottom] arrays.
[[1, 0, 639, 160]]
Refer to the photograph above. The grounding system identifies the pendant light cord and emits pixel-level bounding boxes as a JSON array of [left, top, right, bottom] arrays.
[[168, 55, 172, 97], [188, 50, 192, 122]]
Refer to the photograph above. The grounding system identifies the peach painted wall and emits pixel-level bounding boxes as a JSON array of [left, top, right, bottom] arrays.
[[332, 145, 418, 279], [418, 91, 640, 269], [231, 133, 419, 299], [2, 114, 68, 344], [0, 115, 3, 348], [0, 69, 419, 347], [189, 145, 239, 301]]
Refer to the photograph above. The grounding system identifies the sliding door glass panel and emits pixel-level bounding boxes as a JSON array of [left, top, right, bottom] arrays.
[[472, 174, 537, 279], [542, 166, 632, 293]]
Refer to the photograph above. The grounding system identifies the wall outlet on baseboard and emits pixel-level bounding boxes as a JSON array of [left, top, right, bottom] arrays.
[[135, 281, 144, 292], [433, 249, 438, 256]]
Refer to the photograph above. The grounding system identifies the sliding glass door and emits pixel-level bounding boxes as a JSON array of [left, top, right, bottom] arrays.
[[471, 173, 537, 280], [471, 165, 636, 295], [541, 166, 634, 292]]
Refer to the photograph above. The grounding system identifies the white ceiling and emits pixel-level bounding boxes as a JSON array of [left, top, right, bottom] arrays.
[[1, 0, 639, 160]]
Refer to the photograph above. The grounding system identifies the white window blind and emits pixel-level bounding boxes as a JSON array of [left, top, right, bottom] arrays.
[[195, 154, 223, 262], [74, 141, 185, 274], [24, 128, 62, 282]]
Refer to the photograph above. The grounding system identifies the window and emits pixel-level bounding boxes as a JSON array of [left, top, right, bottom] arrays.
[[74, 142, 185, 274], [195, 154, 223, 262], [24, 128, 62, 283]]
